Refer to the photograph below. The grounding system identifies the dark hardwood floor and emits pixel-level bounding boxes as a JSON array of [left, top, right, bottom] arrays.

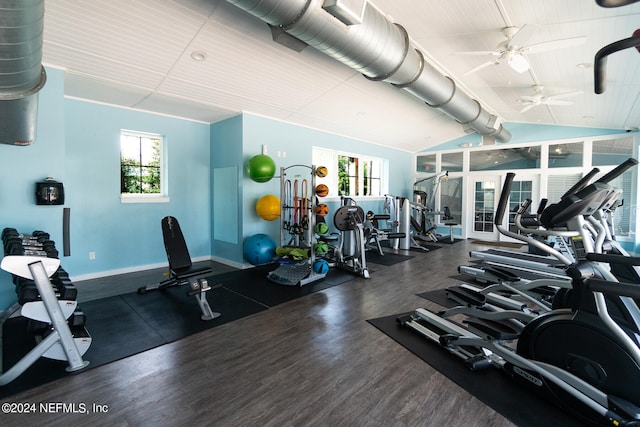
[[2, 240, 518, 427]]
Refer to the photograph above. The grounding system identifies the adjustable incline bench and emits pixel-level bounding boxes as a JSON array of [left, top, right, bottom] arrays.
[[138, 216, 221, 321]]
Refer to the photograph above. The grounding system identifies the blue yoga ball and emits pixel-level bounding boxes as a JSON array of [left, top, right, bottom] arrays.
[[243, 233, 277, 265]]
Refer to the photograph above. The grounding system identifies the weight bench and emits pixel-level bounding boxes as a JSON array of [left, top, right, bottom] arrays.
[[138, 216, 220, 321]]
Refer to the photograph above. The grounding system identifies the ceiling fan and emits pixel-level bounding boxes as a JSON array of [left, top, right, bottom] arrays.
[[455, 25, 586, 75], [516, 85, 583, 113]]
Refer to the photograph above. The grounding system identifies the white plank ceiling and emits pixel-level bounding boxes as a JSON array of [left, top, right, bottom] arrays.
[[42, 0, 640, 152]]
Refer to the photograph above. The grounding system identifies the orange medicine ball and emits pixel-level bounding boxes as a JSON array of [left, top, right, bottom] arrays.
[[315, 203, 329, 216], [315, 184, 329, 197]]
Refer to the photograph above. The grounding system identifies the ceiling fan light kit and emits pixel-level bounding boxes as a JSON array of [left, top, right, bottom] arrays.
[[456, 24, 586, 76], [507, 52, 529, 73]]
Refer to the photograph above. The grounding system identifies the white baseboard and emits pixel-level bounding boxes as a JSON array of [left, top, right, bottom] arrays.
[[70, 255, 248, 282]]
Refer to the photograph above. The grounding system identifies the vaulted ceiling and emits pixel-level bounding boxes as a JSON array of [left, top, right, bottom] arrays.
[[42, 0, 640, 152]]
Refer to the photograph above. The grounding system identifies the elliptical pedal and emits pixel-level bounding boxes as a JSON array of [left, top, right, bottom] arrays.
[[464, 317, 520, 341], [446, 285, 486, 307]]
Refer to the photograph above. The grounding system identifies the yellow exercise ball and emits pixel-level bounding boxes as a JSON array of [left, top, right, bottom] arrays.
[[256, 194, 281, 221]]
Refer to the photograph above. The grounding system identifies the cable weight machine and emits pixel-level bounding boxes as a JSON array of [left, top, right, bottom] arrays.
[[267, 164, 327, 286]]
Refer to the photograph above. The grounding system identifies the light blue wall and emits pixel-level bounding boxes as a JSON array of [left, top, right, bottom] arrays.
[[240, 113, 414, 251], [0, 68, 211, 309], [0, 69, 67, 306], [63, 99, 211, 276]]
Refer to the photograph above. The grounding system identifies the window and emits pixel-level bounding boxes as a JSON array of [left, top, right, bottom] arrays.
[[547, 173, 582, 204], [440, 177, 462, 224], [508, 180, 533, 234], [441, 152, 463, 172], [313, 148, 386, 197], [592, 137, 634, 166], [337, 155, 381, 196], [470, 147, 540, 171], [120, 130, 168, 202], [416, 154, 436, 173], [548, 142, 583, 168]]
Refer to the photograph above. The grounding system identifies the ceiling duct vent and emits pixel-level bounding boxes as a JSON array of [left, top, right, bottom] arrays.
[[323, 0, 367, 25], [0, 0, 46, 146], [227, 0, 511, 144]]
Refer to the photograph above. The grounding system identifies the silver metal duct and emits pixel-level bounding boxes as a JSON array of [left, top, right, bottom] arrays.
[[0, 0, 46, 146], [226, 0, 511, 143]]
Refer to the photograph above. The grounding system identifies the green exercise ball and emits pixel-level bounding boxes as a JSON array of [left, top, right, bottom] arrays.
[[247, 154, 276, 183]]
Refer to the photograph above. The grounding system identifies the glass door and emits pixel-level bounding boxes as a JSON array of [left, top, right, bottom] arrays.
[[469, 177, 499, 241], [468, 175, 539, 242], [504, 177, 538, 243]]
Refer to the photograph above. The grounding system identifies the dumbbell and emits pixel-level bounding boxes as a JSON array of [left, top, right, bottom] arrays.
[[12, 266, 72, 287], [4, 238, 59, 258], [27, 308, 87, 335], [2, 230, 50, 246], [14, 278, 78, 305], [1, 227, 18, 240]]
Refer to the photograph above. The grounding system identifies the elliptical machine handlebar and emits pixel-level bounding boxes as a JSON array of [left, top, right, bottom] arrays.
[[562, 167, 600, 199], [494, 173, 515, 227], [515, 200, 581, 238], [536, 198, 548, 216], [494, 173, 576, 266], [596, 157, 639, 184]]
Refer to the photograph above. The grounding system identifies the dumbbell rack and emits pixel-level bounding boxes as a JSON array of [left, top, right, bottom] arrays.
[[267, 165, 326, 286], [0, 228, 91, 385]]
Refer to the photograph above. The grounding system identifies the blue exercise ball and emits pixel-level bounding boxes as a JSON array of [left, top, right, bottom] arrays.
[[243, 234, 277, 265]]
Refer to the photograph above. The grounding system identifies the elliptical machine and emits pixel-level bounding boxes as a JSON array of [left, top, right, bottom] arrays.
[[398, 166, 640, 426], [332, 197, 370, 278]]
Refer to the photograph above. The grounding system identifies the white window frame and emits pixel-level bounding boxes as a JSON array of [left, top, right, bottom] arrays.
[[312, 147, 388, 200], [120, 130, 169, 204]]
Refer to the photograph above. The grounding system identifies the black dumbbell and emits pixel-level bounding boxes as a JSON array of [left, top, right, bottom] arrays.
[[68, 309, 87, 329]]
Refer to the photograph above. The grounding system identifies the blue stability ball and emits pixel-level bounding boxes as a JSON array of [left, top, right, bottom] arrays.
[[243, 233, 277, 265], [313, 259, 330, 275]]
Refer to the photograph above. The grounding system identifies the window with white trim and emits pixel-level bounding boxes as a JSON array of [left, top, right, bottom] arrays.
[[313, 148, 386, 197], [120, 130, 168, 202]]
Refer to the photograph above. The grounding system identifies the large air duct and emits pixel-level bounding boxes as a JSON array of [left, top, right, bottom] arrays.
[[0, 0, 46, 146], [226, 0, 511, 143]]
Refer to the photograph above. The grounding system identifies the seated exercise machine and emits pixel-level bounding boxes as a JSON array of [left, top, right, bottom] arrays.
[[332, 198, 370, 278], [1, 254, 90, 385], [364, 210, 406, 256], [411, 171, 451, 243], [138, 216, 220, 321], [398, 169, 640, 426]]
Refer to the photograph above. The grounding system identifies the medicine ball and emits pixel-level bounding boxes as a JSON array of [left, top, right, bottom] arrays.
[[315, 184, 329, 197], [315, 203, 329, 216], [316, 166, 328, 177]]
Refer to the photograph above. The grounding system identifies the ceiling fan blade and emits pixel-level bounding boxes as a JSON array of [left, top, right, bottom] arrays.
[[546, 90, 583, 100], [519, 103, 536, 113], [543, 99, 574, 106], [518, 95, 538, 102], [508, 24, 537, 47], [463, 60, 498, 75], [453, 50, 501, 56], [523, 36, 587, 54]]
